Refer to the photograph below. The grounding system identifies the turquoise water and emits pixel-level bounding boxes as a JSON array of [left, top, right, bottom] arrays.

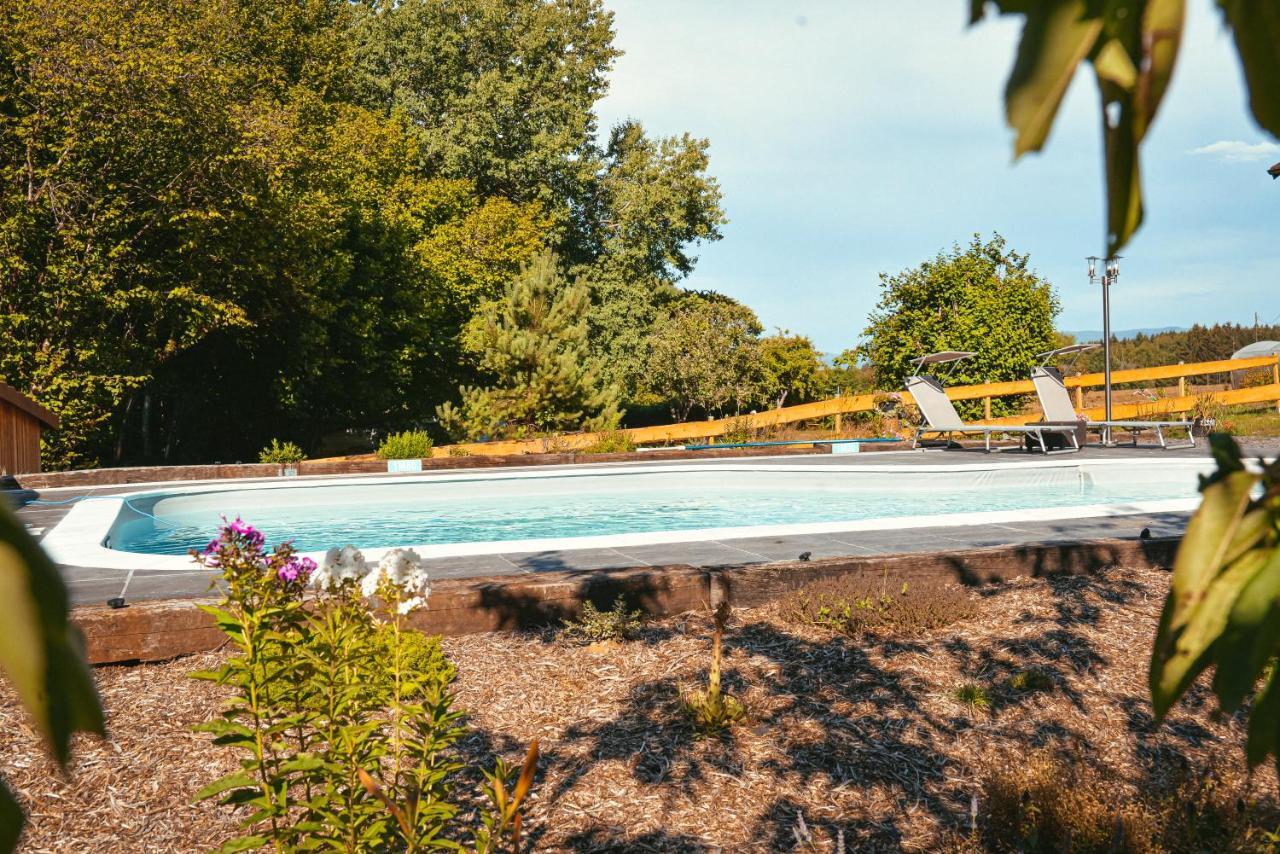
[[107, 466, 1202, 555]]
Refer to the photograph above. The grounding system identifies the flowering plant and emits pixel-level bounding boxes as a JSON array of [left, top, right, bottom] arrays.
[[190, 520, 535, 852]]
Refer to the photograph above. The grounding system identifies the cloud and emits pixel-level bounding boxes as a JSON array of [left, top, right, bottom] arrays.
[[1189, 140, 1280, 163]]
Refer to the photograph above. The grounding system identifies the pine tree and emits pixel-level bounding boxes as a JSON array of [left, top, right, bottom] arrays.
[[436, 253, 621, 441]]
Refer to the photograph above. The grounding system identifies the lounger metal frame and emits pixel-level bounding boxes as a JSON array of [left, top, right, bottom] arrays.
[[905, 374, 1079, 454], [1030, 362, 1195, 450]]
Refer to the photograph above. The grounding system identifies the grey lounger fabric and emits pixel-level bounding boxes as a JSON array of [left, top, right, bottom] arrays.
[[1029, 366, 1194, 449], [905, 375, 1078, 454]]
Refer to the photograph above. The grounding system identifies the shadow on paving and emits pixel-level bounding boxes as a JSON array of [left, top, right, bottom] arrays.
[[490, 565, 1250, 851]]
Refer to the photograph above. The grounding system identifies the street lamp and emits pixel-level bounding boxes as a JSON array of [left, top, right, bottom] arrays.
[[1086, 255, 1121, 445]]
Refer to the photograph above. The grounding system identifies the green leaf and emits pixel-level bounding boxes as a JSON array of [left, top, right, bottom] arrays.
[[1212, 545, 1280, 712], [1153, 546, 1270, 721], [214, 834, 269, 853], [1, 778, 23, 854], [0, 504, 104, 770], [1152, 469, 1262, 717], [193, 773, 258, 802], [278, 755, 326, 774], [1218, 0, 1280, 138], [1247, 664, 1280, 769], [1004, 0, 1103, 157]]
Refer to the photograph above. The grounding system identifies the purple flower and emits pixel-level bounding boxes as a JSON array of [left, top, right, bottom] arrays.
[[278, 556, 316, 584], [198, 537, 223, 567], [226, 517, 265, 550]]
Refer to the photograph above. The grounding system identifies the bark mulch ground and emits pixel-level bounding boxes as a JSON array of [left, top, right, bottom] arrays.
[[3, 565, 1276, 852]]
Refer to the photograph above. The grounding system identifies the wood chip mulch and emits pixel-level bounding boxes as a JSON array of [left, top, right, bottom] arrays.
[[3, 565, 1276, 852]]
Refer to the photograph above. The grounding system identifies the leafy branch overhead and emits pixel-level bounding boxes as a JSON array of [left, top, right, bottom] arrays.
[[973, 0, 1280, 255]]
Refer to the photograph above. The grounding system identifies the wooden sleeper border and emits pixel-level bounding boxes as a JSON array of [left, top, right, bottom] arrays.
[[72, 535, 1180, 665]]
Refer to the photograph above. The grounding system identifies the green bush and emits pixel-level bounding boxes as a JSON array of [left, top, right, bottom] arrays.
[[377, 429, 434, 459], [580, 429, 637, 454], [561, 596, 646, 643], [258, 438, 305, 465], [717, 414, 758, 445]]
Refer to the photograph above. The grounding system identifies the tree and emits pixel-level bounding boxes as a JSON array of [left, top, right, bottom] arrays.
[[973, 1, 1280, 256], [349, 0, 619, 227], [759, 331, 824, 408], [576, 121, 727, 401], [818, 349, 876, 398], [1, 0, 726, 468], [435, 252, 620, 441], [645, 292, 764, 422], [860, 233, 1059, 415]]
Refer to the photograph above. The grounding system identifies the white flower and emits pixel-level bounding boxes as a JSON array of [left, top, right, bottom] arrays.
[[311, 545, 369, 590], [360, 548, 430, 611]]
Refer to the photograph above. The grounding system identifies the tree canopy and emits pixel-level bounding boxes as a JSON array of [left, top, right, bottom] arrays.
[[861, 233, 1060, 414], [0, 0, 725, 468]]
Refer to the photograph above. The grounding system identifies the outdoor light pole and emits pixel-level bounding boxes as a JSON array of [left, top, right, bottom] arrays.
[[1086, 255, 1120, 445]]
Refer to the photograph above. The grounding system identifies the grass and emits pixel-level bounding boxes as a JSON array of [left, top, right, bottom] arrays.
[[952, 682, 993, 713], [1223, 405, 1280, 438], [952, 748, 1277, 853], [782, 576, 976, 638], [1003, 667, 1054, 695]]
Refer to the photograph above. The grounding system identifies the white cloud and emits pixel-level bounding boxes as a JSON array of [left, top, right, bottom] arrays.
[[1189, 140, 1280, 163]]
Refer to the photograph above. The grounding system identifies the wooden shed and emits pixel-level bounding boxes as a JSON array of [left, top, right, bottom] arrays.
[[0, 382, 59, 474]]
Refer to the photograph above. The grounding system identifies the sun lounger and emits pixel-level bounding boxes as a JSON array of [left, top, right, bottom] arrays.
[[1030, 355, 1194, 449], [904, 353, 1079, 453]]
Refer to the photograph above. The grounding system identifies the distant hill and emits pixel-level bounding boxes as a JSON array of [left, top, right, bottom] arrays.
[[1063, 326, 1186, 343]]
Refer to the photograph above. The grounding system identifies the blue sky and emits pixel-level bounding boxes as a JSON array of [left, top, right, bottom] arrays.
[[594, 1, 1279, 355]]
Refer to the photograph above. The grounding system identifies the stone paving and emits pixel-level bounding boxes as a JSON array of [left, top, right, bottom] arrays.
[[9, 441, 1274, 608]]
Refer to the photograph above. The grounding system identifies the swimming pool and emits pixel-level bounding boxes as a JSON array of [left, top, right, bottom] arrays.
[[41, 457, 1213, 570]]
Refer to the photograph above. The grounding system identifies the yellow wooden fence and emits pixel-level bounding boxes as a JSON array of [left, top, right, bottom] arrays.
[[427, 354, 1280, 457]]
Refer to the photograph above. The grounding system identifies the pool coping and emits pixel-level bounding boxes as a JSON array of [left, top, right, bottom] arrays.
[[39, 455, 1213, 572]]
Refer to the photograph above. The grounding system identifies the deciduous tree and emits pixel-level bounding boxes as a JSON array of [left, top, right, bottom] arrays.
[[861, 233, 1059, 415]]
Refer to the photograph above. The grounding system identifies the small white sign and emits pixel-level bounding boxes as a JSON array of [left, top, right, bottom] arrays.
[[387, 459, 423, 473]]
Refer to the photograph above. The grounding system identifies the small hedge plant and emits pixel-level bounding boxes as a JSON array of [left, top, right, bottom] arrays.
[[560, 596, 646, 643], [580, 430, 636, 454], [377, 429, 434, 459], [258, 438, 305, 465]]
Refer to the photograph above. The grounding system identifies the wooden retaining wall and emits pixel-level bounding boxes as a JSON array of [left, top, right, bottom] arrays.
[[74, 535, 1180, 665]]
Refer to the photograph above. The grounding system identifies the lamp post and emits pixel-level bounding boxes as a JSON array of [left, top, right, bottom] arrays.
[[1086, 255, 1121, 445]]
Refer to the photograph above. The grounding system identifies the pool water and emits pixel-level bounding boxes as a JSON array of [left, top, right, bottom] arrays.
[[107, 465, 1203, 555]]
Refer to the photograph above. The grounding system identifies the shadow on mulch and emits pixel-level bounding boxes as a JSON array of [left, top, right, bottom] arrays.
[[482, 566, 1267, 850]]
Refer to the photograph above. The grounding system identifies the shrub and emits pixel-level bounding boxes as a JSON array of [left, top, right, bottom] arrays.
[[190, 520, 536, 851], [718, 414, 758, 445], [561, 596, 646, 644], [580, 429, 637, 454], [447, 445, 471, 457], [258, 438, 305, 465], [682, 603, 746, 733], [377, 429, 434, 459], [783, 578, 975, 638]]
